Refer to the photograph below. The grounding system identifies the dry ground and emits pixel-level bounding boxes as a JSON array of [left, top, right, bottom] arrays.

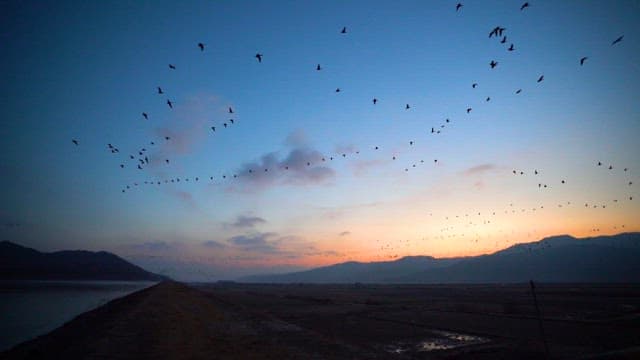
[[3, 281, 640, 359]]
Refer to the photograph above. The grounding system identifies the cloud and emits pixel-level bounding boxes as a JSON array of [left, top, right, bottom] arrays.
[[171, 190, 198, 209], [351, 159, 388, 176], [153, 94, 226, 156], [202, 240, 226, 248], [230, 215, 267, 228], [463, 163, 498, 176], [284, 129, 308, 147], [227, 232, 279, 253], [233, 146, 335, 189], [128, 241, 185, 254]]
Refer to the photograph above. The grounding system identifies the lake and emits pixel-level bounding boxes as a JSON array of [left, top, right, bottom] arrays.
[[0, 280, 155, 352]]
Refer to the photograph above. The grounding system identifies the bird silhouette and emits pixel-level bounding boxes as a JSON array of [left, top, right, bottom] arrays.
[[157, 87, 163, 94], [405, 104, 410, 110], [316, 64, 322, 71], [169, 64, 176, 70], [537, 75, 544, 82], [229, 119, 234, 124], [490, 60, 498, 68], [120, 164, 124, 168], [467, 107, 472, 113], [72, 139, 78, 145], [335, 88, 341, 92], [486, 97, 491, 102], [431, 127, 435, 133], [472, 83, 478, 88], [165, 136, 170, 140], [341, 26, 347, 34], [580, 57, 588, 66], [611, 35, 624, 46], [198, 42, 205, 51], [167, 100, 173, 109], [520, 2, 529, 10], [501, 36, 507, 44], [142, 112, 148, 120], [165, 159, 169, 164], [508, 44, 514, 51], [255, 53, 263, 62], [228, 107, 233, 114], [456, 3, 463, 11], [515, 89, 522, 94], [373, 98, 378, 105], [223, 123, 227, 128]]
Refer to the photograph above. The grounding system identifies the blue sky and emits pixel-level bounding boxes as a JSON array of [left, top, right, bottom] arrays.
[[1, 0, 639, 280]]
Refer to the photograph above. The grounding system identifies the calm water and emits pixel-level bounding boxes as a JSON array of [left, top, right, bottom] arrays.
[[0, 281, 155, 352]]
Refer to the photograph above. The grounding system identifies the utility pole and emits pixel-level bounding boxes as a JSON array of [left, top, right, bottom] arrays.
[[530, 280, 550, 359]]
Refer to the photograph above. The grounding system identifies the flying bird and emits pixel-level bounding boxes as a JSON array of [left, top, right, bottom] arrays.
[[537, 75, 544, 82], [120, 164, 124, 168], [316, 64, 322, 71], [255, 53, 263, 62], [198, 42, 205, 51], [580, 57, 588, 66], [520, 2, 529, 10], [467, 107, 472, 113], [228, 107, 233, 114], [515, 89, 522, 94], [508, 44, 514, 51], [229, 119, 234, 124], [456, 3, 463, 11], [336, 88, 341, 92], [373, 98, 378, 105], [165, 136, 170, 140], [611, 35, 623, 46], [157, 87, 163, 94], [72, 139, 78, 145], [165, 159, 169, 164], [501, 36, 507, 44], [405, 104, 410, 110], [169, 64, 176, 70], [341, 26, 347, 34], [490, 60, 498, 68], [142, 112, 148, 120], [472, 83, 478, 88], [167, 100, 173, 108]]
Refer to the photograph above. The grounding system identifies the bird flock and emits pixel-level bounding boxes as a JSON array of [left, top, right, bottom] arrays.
[[70, 2, 636, 253]]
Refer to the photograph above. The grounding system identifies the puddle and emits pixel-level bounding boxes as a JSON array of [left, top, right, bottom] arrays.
[[419, 330, 488, 352], [384, 330, 489, 354]]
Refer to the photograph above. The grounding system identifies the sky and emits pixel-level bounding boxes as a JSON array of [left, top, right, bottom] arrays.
[[1, 0, 639, 280]]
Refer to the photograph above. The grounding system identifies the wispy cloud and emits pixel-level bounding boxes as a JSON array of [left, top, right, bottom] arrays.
[[230, 215, 267, 228], [202, 240, 226, 248], [227, 232, 279, 253], [463, 163, 498, 176], [351, 158, 388, 176], [232, 131, 335, 190]]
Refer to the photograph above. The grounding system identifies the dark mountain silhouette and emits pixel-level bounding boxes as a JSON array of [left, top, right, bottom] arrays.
[[242, 256, 460, 283], [240, 233, 640, 283], [0, 241, 167, 281]]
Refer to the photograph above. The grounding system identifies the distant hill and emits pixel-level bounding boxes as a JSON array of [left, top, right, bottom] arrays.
[[240, 233, 640, 283], [0, 241, 167, 281]]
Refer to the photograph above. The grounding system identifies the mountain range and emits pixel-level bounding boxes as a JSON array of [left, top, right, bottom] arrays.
[[0, 241, 166, 281], [240, 233, 640, 283]]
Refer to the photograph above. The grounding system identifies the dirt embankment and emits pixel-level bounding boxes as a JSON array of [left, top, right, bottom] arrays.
[[1, 281, 368, 360]]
